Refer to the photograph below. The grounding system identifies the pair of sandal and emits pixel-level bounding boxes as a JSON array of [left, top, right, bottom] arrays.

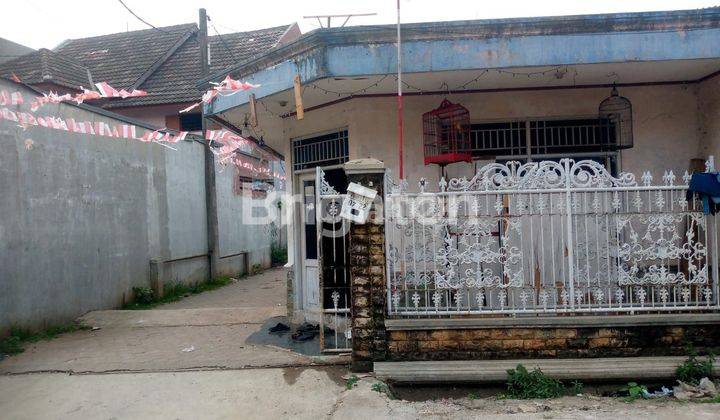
[[267, 322, 319, 342], [292, 323, 319, 341]]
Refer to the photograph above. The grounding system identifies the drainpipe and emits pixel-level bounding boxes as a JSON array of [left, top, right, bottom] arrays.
[[199, 8, 220, 280]]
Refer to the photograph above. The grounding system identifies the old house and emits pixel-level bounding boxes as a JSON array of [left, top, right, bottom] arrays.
[[0, 23, 300, 130], [199, 6, 720, 370]]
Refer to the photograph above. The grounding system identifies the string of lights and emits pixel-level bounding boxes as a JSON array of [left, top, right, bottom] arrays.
[[306, 74, 390, 97], [250, 65, 579, 120]]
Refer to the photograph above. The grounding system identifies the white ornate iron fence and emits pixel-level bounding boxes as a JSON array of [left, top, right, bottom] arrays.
[[385, 158, 720, 316]]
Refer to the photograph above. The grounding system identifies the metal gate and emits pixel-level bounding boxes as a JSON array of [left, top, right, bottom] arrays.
[[315, 167, 352, 352]]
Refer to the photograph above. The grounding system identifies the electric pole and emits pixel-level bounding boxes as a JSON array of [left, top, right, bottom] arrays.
[[200, 8, 220, 280]]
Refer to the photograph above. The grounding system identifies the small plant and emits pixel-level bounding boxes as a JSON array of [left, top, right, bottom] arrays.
[[468, 392, 479, 400], [346, 374, 359, 390], [132, 287, 155, 305], [251, 264, 265, 275], [371, 382, 394, 399], [506, 364, 564, 399], [271, 244, 287, 266], [623, 382, 648, 402], [570, 380, 584, 395], [676, 345, 715, 385]]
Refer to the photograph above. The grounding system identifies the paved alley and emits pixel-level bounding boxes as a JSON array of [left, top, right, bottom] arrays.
[[2, 268, 720, 419]]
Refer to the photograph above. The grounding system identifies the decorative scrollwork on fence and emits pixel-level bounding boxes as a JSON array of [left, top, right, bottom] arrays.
[[385, 158, 718, 316], [437, 159, 637, 192]]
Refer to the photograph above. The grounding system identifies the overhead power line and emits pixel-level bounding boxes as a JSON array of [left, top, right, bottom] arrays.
[[207, 14, 239, 63], [117, 0, 168, 33]]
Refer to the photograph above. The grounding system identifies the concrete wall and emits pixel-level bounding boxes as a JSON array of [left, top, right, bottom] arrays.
[[699, 74, 720, 159], [266, 83, 703, 189], [0, 81, 271, 333]]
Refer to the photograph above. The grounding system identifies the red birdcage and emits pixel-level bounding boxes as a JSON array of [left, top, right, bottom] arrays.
[[422, 99, 472, 166]]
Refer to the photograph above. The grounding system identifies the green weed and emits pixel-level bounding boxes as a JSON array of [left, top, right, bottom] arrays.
[[676, 345, 715, 385], [271, 244, 287, 266], [371, 382, 394, 399], [505, 364, 565, 399], [251, 264, 265, 275], [1, 323, 88, 356], [123, 277, 232, 310], [346, 374, 359, 390], [622, 382, 648, 402]]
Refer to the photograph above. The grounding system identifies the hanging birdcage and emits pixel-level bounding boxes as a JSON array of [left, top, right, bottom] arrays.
[[599, 85, 633, 149], [423, 99, 473, 166]]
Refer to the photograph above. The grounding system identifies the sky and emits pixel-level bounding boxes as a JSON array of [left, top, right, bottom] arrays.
[[3, 0, 719, 50]]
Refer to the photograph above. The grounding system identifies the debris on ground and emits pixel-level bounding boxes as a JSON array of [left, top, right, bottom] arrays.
[[341, 372, 371, 380], [642, 386, 673, 398], [673, 378, 718, 400]]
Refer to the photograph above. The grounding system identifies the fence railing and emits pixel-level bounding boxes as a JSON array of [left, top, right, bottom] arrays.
[[316, 168, 352, 352], [385, 159, 720, 316]]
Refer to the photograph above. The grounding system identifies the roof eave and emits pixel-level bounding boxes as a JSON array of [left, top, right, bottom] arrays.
[[198, 7, 720, 87]]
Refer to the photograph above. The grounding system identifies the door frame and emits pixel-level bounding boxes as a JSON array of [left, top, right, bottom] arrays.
[[295, 171, 321, 320]]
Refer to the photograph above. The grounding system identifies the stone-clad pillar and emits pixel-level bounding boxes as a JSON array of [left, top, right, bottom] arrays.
[[344, 159, 387, 372]]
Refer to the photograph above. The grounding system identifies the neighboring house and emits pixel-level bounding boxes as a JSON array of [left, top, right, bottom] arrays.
[[200, 8, 720, 357], [0, 37, 33, 65], [0, 23, 300, 130]]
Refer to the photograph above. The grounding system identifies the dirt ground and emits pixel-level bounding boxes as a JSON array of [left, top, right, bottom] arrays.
[[1, 267, 719, 419]]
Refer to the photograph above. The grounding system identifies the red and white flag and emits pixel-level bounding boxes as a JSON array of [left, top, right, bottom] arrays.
[[119, 124, 137, 139], [95, 82, 120, 98]]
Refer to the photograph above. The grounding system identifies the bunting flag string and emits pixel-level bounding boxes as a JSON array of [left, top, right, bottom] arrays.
[[0, 106, 188, 145], [1, 82, 280, 178], [205, 129, 285, 180], [26, 82, 147, 112], [1, 106, 278, 178], [180, 75, 259, 113], [0, 90, 24, 106]]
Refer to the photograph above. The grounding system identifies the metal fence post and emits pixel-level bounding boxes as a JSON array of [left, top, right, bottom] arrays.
[[384, 169, 393, 315], [713, 215, 720, 308], [563, 158, 576, 309]]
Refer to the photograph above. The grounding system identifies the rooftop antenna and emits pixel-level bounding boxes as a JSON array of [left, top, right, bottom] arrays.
[[302, 13, 377, 28]]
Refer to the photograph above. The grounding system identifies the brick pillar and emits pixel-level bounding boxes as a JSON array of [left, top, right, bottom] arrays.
[[345, 160, 387, 372]]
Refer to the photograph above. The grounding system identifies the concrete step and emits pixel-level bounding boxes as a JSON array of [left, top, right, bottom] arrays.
[[374, 357, 720, 383], [79, 307, 284, 328]]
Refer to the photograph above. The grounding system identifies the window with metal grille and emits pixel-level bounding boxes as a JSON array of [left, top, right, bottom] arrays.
[[292, 129, 349, 171], [470, 118, 621, 159]]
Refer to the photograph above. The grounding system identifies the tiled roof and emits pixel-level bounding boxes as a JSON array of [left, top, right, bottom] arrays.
[[0, 37, 33, 65], [105, 25, 291, 108], [0, 48, 92, 90], [55, 24, 198, 91], [0, 23, 294, 108]]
